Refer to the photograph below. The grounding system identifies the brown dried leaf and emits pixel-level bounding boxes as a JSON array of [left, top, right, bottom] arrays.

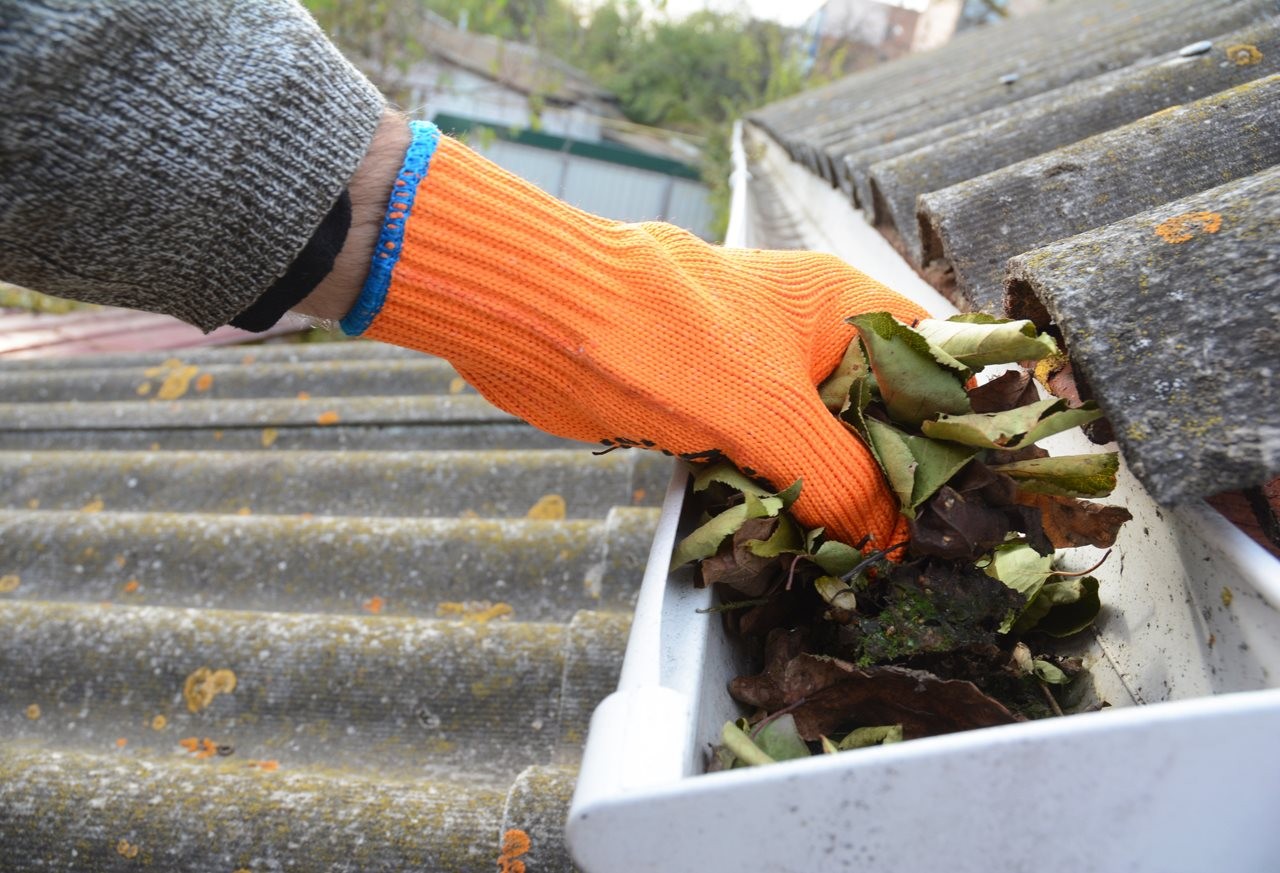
[[697, 517, 785, 597], [728, 627, 810, 712], [774, 654, 1020, 741], [968, 370, 1040, 414], [1014, 492, 1132, 550]]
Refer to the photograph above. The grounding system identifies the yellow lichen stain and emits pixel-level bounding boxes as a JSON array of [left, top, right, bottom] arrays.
[[195, 373, 214, 393], [234, 869, 253, 873], [81, 497, 105, 513], [498, 828, 531, 873], [237, 507, 252, 517], [1154, 211, 1222, 244], [436, 600, 514, 623], [115, 839, 140, 860], [156, 364, 200, 400], [0, 574, 19, 593], [151, 714, 168, 731], [316, 410, 340, 426], [1226, 43, 1263, 66], [470, 674, 516, 699], [1221, 586, 1234, 608], [526, 494, 566, 520], [26, 498, 39, 510], [1125, 421, 1150, 442], [361, 596, 385, 615], [135, 381, 153, 397], [261, 427, 279, 448], [448, 376, 467, 395], [114, 554, 127, 568], [183, 667, 238, 713], [81, 546, 97, 559], [296, 391, 311, 401], [25, 703, 40, 720], [122, 579, 141, 594], [149, 442, 161, 451]]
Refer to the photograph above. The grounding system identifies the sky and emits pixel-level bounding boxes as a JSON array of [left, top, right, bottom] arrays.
[[658, 0, 930, 27]]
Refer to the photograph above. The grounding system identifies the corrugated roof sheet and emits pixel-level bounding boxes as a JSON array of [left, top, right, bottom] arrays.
[[0, 340, 666, 870], [749, 0, 1280, 523]]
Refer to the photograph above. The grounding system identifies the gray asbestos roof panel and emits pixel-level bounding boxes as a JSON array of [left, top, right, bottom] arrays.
[[919, 73, 1280, 312], [1004, 167, 1280, 504]]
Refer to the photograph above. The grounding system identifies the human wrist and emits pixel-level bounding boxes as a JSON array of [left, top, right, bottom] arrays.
[[291, 108, 413, 321]]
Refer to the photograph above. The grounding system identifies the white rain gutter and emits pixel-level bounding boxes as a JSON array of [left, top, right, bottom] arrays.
[[567, 121, 1280, 873]]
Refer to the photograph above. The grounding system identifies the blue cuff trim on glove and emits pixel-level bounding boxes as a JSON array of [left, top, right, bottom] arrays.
[[340, 120, 441, 336]]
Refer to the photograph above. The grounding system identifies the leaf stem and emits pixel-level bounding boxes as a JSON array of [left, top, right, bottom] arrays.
[[1038, 679, 1064, 717], [1050, 549, 1111, 578]]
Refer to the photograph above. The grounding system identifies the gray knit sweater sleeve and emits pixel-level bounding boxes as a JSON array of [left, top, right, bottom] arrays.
[[1, 0, 386, 331]]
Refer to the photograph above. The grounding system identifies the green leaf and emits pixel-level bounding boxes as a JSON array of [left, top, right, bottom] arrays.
[[1013, 576, 1101, 637], [670, 496, 782, 570], [921, 398, 1103, 451], [915, 316, 1059, 368], [986, 543, 1054, 633], [864, 418, 917, 511], [811, 540, 863, 577], [746, 514, 803, 557], [862, 419, 978, 518], [1032, 659, 1070, 685], [721, 720, 774, 767], [818, 339, 870, 413], [692, 463, 771, 497], [837, 724, 904, 750], [848, 312, 971, 426], [991, 453, 1120, 498], [754, 714, 811, 762], [774, 478, 803, 510]]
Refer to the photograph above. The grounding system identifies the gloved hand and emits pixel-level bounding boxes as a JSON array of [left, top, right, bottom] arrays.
[[344, 122, 930, 549]]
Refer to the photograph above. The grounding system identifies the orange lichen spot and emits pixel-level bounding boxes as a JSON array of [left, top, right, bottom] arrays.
[[81, 497, 105, 513], [632, 488, 647, 503], [135, 381, 153, 397], [25, 703, 41, 720], [0, 574, 19, 594], [195, 373, 214, 393], [296, 391, 311, 401], [151, 714, 168, 731], [1154, 211, 1222, 244], [436, 601, 514, 623], [241, 354, 257, 365], [248, 759, 279, 772], [179, 736, 201, 752], [115, 737, 128, 748], [299, 512, 313, 520], [149, 442, 161, 452], [156, 364, 200, 400], [460, 509, 479, 520], [316, 410, 341, 426], [183, 667, 238, 713], [115, 839, 140, 859], [449, 376, 467, 395], [526, 494, 566, 520], [498, 828, 531, 873], [1226, 43, 1263, 65], [122, 579, 141, 594], [99, 601, 114, 608], [261, 427, 279, 448], [26, 498, 39, 510], [194, 737, 219, 759], [362, 596, 385, 615], [114, 554, 127, 568], [213, 430, 224, 441], [237, 507, 252, 516]]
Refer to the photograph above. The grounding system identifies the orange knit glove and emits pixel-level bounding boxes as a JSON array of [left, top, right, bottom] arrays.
[[343, 122, 929, 549]]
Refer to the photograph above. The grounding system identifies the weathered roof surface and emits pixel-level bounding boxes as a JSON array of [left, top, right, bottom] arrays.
[[748, 0, 1280, 525], [0, 340, 666, 870]]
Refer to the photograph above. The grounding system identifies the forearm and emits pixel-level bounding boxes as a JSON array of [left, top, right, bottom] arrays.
[[0, 0, 385, 331]]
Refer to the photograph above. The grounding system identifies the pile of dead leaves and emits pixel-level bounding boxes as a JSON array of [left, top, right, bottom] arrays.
[[672, 312, 1132, 770]]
